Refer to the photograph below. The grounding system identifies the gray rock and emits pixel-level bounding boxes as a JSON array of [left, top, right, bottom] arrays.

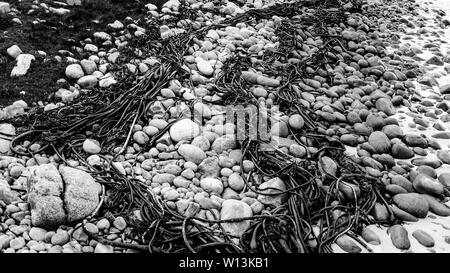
[[336, 234, 361, 253], [198, 157, 220, 177], [390, 205, 418, 222], [65, 64, 85, 79], [413, 173, 444, 196], [82, 139, 101, 154], [437, 150, 450, 164], [411, 158, 442, 169], [389, 225, 410, 250], [27, 164, 66, 228], [368, 131, 391, 154], [7, 45, 22, 59], [0, 2, 10, 14], [412, 229, 434, 247], [393, 193, 429, 218], [403, 134, 427, 148], [113, 216, 127, 231], [319, 156, 338, 177], [361, 227, 381, 245], [80, 59, 97, 75], [375, 98, 396, 116], [200, 177, 223, 195], [0, 123, 15, 154], [169, 119, 201, 142], [440, 84, 450, 94], [421, 194, 450, 216], [257, 177, 287, 207], [51, 231, 70, 245], [94, 243, 114, 253], [211, 135, 237, 154], [382, 124, 404, 139], [178, 144, 206, 164], [29, 227, 47, 241], [9, 237, 25, 250], [372, 202, 389, 221], [196, 59, 214, 76], [60, 166, 101, 222], [220, 200, 252, 238], [438, 173, 450, 187], [228, 173, 245, 192], [152, 173, 175, 184]]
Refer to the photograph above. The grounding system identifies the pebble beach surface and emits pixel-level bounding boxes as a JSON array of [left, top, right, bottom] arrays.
[[2, 0, 450, 254]]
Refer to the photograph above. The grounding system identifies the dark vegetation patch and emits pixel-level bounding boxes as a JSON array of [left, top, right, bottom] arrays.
[[0, 0, 163, 107]]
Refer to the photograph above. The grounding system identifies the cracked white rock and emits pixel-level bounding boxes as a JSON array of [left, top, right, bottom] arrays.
[[60, 166, 101, 222]]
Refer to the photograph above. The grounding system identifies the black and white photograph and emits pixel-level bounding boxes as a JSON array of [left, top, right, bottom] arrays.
[[0, 0, 449, 270]]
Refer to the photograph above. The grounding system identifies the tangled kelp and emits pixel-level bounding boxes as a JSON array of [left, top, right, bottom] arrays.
[[2, 0, 396, 253]]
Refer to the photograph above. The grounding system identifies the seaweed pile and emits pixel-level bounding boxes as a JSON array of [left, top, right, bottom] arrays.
[[3, 0, 397, 253]]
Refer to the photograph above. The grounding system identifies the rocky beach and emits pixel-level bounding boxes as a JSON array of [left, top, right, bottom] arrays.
[[1, 0, 450, 254]]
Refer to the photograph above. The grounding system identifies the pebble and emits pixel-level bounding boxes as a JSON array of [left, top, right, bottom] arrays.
[[29, 227, 46, 241], [421, 194, 450, 216], [80, 59, 97, 75], [393, 193, 429, 218], [133, 131, 149, 145], [252, 87, 268, 98], [83, 139, 101, 154], [391, 144, 414, 159], [335, 234, 361, 253], [94, 243, 114, 253], [412, 229, 434, 247], [96, 218, 111, 230], [65, 64, 85, 79], [169, 119, 201, 142], [413, 173, 444, 196], [368, 131, 391, 154], [77, 75, 98, 89], [51, 231, 70, 245], [375, 98, 396, 116], [9, 237, 25, 250], [220, 200, 252, 237], [113, 216, 127, 231], [11, 54, 35, 77], [7, 45, 22, 59], [438, 173, 450, 187], [178, 144, 207, 164], [361, 227, 381, 245], [319, 156, 338, 177], [288, 114, 305, 130], [211, 135, 237, 154], [85, 223, 99, 234], [200, 177, 224, 195], [437, 150, 450, 164], [228, 173, 245, 192], [389, 225, 410, 250], [196, 59, 214, 76]]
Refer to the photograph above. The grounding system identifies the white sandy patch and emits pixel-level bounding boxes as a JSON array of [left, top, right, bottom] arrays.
[[338, 0, 450, 253]]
